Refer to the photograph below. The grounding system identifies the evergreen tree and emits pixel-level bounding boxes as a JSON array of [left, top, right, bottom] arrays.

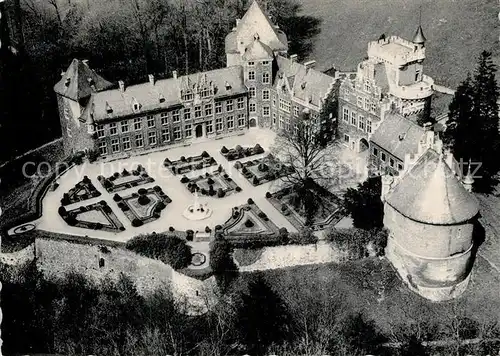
[[444, 51, 500, 192], [343, 176, 384, 230]]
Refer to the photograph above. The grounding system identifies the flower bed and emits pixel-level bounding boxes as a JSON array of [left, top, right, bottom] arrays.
[[266, 187, 347, 231], [163, 151, 217, 175], [181, 165, 241, 197], [59, 200, 125, 232], [97, 165, 154, 194], [234, 154, 293, 186], [220, 143, 265, 161], [116, 186, 172, 226], [60, 176, 101, 206]]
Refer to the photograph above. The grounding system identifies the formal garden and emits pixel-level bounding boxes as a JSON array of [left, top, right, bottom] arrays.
[[266, 186, 347, 231], [164, 151, 217, 175], [60, 175, 101, 206], [97, 165, 154, 193], [115, 186, 172, 227], [220, 143, 265, 161], [58, 200, 125, 232], [180, 165, 241, 197], [234, 154, 293, 186]]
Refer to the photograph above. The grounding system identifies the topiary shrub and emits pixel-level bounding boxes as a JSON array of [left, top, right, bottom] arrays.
[[58, 206, 67, 216], [95, 222, 103, 230], [165, 197, 172, 204], [265, 192, 272, 198], [201, 151, 209, 158], [117, 202, 125, 209], [153, 185, 161, 192], [138, 195, 151, 206], [60, 193, 70, 206], [113, 194, 122, 202], [217, 188, 225, 198], [132, 219, 143, 227], [122, 168, 129, 176], [65, 214, 77, 226], [215, 225, 222, 231], [113, 172, 119, 178], [169, 226, 175, 232], [218, 164, 223, 172], [99, 200, 107, 206], [233, 211, 240, 218], [234, 161, 243, 169], [252, 176, 260, 185], [186, 229, 194, 241], [281, 204, 288, 212], [205, 226, 211, 233], [207, 177, 215, 185], [279, 227, 289, 243], [221, 146, 229, 154], [132, 170, 140, 176], [180, 176, 189, 183], [103, 205, 112, 214], [235, 145, 243, 151], [156, 201, 166, 210], [138, 188, 147, 195], [244, 219, 254, 228], [247, 198, 254, 204], [103, 179, 112, 189], [180, 156, 186, 162], [137, 164, 144, 171], [235, 186, 242, 192], [82, 175, 91, 184]]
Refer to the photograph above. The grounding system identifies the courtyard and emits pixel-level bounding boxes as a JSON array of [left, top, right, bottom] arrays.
[[9, 129, 366, 243]]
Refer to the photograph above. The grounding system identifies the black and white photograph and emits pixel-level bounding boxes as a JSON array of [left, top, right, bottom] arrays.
[[0, 0, 499, 354]]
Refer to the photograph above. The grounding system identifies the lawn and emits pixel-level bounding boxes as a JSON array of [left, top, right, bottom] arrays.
[[237, 255, 500, 342]]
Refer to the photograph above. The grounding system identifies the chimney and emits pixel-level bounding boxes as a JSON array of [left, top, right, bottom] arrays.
[[236, 19, 240, 26], [304, 60, 316, 70], [172, 70, 178, 79], [148, 74, 155, 85], [82, 59, 89, 67], [118, 80, 125, 92], [290, 54, 298, 62]]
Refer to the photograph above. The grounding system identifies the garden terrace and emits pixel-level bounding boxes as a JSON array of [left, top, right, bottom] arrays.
[[220, 143, 265, 161], [234, 154, 293, 186], [59, 201, 124, 233], [97, 165, 154, 194], [116, 186, 172, 227], [266, 186, 347, 231], [164, 151, 217, 175], [181, 166, 241, 198], [60, 176, 101, 206]]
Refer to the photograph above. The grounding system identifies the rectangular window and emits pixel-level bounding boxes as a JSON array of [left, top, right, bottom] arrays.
[[279, 115, 284, 129], [279, 99, 291, 113], [364, 81, 371, 92], [121, 121, 129, 133], [147, 115, 155, 128], [294, 106, 299, 117], [248, 71, 255, 80], [262, 60, 269, 66], [238, 114, 246, 127], [216, 117, 223, 132], [97, 125, 105, 138], [99, 141, 107, 155], [272, 97, 276, 107], [206, 121, 214, 133], [204, 104, 213, 116], [237, 97, 245, 109], [148, 131, 157, 145], [249, 87, 256, 98], [263, 106, 270, 117], [381, 152, 386, 162], [262, 72, 270, 84], [160, 112, 168, 126], [343, 107, 349, 122], [344, 134, 350, 143], [366, 119, 372, 133], [371, 102, 377, 113], [109, 123, 118, 136], [184, 108, 191, 121], [358, 115, 365, 131], [182, 91, 194, 101], [161, 128, 170, 142], [200, 88, 211, 98], [364, 98, 370, 111], [226, 99, 234, 112], [249, 103, 256, 113], [272, 113, 277, 126], [227, 116, 234, 129], [357, 96, 363, 107], [373, 147, 378, 157], [195, 106, 202, 118], [215, 102, 222, 114], [67, 126, 72, 138], [248, 61, 255, 66], [134, 118, 142, 131], [350, 111, 357, 126], [172, 110, 180, 122], [286, 118, 291, 132], [185, 124, 192, 137], [262, 89, 270, 101], [122, 137, 131, 151], [390, 158, 395, 167], [174, 127, 181, 140], [135, 134, 143, 148], [398, 163, 404, 171]]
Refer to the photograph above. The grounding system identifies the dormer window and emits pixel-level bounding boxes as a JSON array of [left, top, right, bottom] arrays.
[[132, 99, 141, 112], [65, 77, 71, 87], [225, 82, 232, 91], [105, 102, 113, 114], [200, 88, 211, 98], [301, 82, 306, 90], [182, 90, 194, 101], [159, 93, 165, 103]]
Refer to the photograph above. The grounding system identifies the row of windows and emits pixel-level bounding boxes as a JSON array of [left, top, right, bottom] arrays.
[[372, 147, 404, 170], [342, 107, 372, 133], [97, 99, 245, 138], [247, 60, 270, 66], [249, 88, 271, 100], [356, 96, 377, 113], [181, 87, 214, 101], [247, 71, 271, 84], [271, 113, 319, 132], [98, 115, 247, 155]]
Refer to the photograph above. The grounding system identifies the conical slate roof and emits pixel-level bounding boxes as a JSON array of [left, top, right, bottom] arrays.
[[412, 25, 426, 44], [54, 59, 114, 101], [386, 149, 479, 225]]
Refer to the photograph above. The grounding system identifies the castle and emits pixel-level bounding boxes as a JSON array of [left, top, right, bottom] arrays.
[[54, 1, 336, 157]]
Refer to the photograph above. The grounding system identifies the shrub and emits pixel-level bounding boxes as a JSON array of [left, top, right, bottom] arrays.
[[60, 193, 70, 206], [186, 229, 194, 239], [132, 192, 139, 198], [103, 205, 112, 214], [205, 226, 212, 233], [99, 200, 107, 206], [180, 156, 186, 162], [132, 219, 143, 227], [265, 192, 272, 198], [180, 176, 189, 183], [58, 206, 67, 216], [241, 166, 248, 174], [117, 202, 125, 209], [218, 164, 223, 172], [221, 146, 229, 154], [138, 195, 151, 206], [247, 198, 254, 204], [217, 188, 225, 198], [138, 188, 147, 195], [87, 149, 100, 163], [207, 177, 215, 185], [113, 172, 120, 178], [122, 169, 129, 176], [234, 161, 243, 169], [200, 188, 208, 195], [65, 215, 77, 226], [233, 211, 240, 218], [102, 179, 112, 189], [258, 212, 267, 219], [279, 227, 289, 243], [119, 226, 126, 231], [289, 228, 317, 245], [235, 145, 243, 151], [97, 175, 104, 181], [132, 170, 140, 176], [254, 143, 264, 154], [137, 164, 144, 171], [122, 205, 130, 212], [82, 175, 91, 184], [153, 185, 161, 192], [141, 173, 149, 178], [235, 186, 242, 192], [109, 176, 116, 182], [195, 163, 203, 170], [94, 222, 104, 230], [201, 151, 209, 158], [113, 194, 122, 202], [281, 204, 288, 212], [92, 191, 101, 198], [215, 225, 222, 231], [252, 176, 260, 185], [169, 226, 175, 232], [164, 197, 172, 204], [244, 219, 254, 228], [153, 212, 160, 219], [156, 201, 166, 210]]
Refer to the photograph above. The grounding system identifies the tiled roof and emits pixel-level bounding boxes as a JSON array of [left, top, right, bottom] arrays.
[[83, 66, 246, 122], [225, 0, 287, 55], [370, 113, 425, 161], [242, 38, 274, 61], [54, 59, 114, 101], [386, 149, 479, 225], [276, 56, 336, 107]]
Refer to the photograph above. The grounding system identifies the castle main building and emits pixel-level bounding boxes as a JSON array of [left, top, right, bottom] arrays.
[[54, 1, 336, 158]]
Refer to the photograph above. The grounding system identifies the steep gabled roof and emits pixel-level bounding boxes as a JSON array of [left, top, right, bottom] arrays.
[[386, 149, 479, 225], [54, 59, 114, 101], [242, 38, 274, 61], [370, 112, 425, 161]]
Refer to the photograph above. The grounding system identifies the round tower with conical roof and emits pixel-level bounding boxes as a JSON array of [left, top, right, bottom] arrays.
[[383, 148, 479, 301]]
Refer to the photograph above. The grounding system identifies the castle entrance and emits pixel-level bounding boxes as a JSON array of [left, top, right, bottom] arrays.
[[195, 124, 203, 138]]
